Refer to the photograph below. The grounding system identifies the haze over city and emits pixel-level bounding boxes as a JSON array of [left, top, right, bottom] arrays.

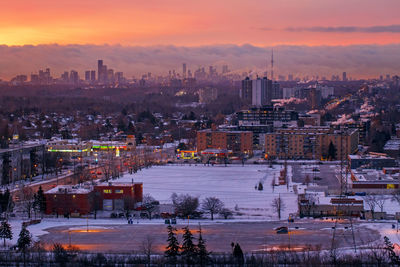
[[0, 0, 400, 79]]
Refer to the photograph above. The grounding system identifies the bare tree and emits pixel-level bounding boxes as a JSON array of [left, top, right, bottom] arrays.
[[142, 194, 159, 220], [376, 195, 386, 213], [141, 235, 154, 266], [201, 197, 224, 220], [219, 208, 233, 219], [171, 193, 199, 218], [364, 194, 377, 219], [18, 186, 35, 219], [123, 195, 136, 218], [272, 195, 286, 220], [271, 177, 276, 193], [391, 189, 400, 205]]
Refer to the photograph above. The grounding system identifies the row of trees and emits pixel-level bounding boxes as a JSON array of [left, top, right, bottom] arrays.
[[171, 193, 233, 220], [165, 225, 210, 265], [171, 193, 287, 221]]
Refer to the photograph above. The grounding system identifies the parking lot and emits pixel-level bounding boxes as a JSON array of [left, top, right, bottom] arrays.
[[291, 162, 341, 192], [39, 219, 379, 253]]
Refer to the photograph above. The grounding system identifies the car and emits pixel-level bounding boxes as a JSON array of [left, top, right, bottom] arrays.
[[275, 226, 288, 234]]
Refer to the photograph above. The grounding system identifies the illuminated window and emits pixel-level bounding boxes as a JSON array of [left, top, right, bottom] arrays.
[[72, 195, 76, 199], [103, 189, 112, 194], [115, 189, 123, 194]]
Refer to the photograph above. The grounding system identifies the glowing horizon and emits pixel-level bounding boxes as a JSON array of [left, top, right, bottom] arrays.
[[1, 0, 399, 46]]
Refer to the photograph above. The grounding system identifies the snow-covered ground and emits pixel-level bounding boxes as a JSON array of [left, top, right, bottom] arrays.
[[5, 165, 307, 247], [115, 164, 303, 220]]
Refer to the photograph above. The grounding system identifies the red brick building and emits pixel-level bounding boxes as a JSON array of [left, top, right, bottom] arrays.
[[45, 182, 144, 216], [197, 129, 253, 155], [94, 182, 143, 211], [45, 185, 93, 216]]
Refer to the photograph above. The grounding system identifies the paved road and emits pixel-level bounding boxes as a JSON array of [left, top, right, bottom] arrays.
[[39, 220, 379, 253]]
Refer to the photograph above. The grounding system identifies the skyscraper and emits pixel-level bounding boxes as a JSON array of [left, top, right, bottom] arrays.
[[97, 60, 103, 82], [183, 63, 187, 79], [342, 72, 347, 82], [85, 70, 91, 81], [90, 70, 96, 81]]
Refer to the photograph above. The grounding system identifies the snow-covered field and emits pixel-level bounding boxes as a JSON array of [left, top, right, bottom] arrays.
[[115, 164, 303, 220], [4, 165, 306, 247]]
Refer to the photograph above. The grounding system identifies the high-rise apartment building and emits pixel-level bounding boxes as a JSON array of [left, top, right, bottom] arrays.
[[240, 77, 274, 107], [265, 126, 359, 160]]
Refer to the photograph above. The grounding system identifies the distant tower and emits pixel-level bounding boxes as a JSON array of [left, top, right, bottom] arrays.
[[342, 72, 347, 82], [271, 49, 274, 81], [183, 63, 187, 79], [97, 60, 103, 82]]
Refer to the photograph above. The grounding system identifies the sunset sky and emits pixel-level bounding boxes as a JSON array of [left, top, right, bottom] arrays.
[[1, 0, 400, 46]]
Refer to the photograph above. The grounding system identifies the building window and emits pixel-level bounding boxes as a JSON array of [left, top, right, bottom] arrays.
[[115, 189, 123, 194], [72, 195, 76, 199], [103, 189, 112, 194]]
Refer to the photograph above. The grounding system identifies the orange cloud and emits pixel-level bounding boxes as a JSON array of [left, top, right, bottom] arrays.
[[0, 0, 399, 46]]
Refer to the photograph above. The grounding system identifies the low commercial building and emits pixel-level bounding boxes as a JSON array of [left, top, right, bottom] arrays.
[[45, 182, 144, 216], [384, 138, 400, 158], [46, 139, 91, 156], [299, 193, 364, 218], [350, 168, 399, 192], [45, 185, 93, 216], [94, 182, 143, 211], [348, 153, 397, 169]]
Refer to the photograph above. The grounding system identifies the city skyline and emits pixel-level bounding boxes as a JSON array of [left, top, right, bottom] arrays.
[[1, 0, 399, 80], [1, 43, 400, 80]]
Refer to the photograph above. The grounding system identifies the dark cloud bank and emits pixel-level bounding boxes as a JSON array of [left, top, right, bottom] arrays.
[[285, 25, 400, 33], [0, 44, 399, 79]]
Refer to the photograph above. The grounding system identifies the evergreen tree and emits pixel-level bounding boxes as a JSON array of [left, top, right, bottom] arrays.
[[181, 226, 197, 264], [17, 225, 32, 265], [197, 225, 210, 266], [35, 186, 46, 214], [17, 226, 32, 252], [257, 182, 263, 191], [233, 243, 244, 265], [0, 189, 11, 213], [328, 141, 337, 160], [384, 236, 400, 265], [0, 220, 12, 246], [165, 225, 179, 264]]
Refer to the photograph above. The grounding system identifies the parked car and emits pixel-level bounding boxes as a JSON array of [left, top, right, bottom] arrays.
[[275, 226, 288, 234]]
